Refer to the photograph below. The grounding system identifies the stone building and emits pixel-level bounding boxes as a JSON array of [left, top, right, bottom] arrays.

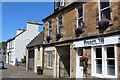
[[26, 32, 44, 73], [42, 0, 120, 78]]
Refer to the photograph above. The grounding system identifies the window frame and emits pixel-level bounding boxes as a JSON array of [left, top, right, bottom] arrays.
[[48, 20, 52, 36], [46, 51, 52, 68], [92, 45, 117, 78], [98, 0, 111, 21], [57, 15, 62, 33], [60, 0, 64, 7], [76, 4, 85, 28]]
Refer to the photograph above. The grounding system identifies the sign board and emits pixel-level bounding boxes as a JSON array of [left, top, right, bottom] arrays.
[[74, 35, 119, 47]]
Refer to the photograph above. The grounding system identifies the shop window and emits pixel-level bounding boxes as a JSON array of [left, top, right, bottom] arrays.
[[106, 47, 115, 75], [46, 51, 52, 68], [93, 46, 116, 78], [95, 48, 102, 74]]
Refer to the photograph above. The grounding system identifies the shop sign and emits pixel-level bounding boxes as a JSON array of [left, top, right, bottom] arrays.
[[84, 38, 104, 46]]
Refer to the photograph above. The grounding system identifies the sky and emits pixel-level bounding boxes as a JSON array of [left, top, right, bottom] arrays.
[[2, 2, 54, 42]]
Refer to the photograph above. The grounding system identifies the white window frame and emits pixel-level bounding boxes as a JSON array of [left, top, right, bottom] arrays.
[[60, 0, 64, 6], [48, 20, 52, 36], [46, 51, 52, 68], [76, 4, 84, 28], [57, 16, 62, 33], [98, 0, 111, 21], [92, 45, 117, 78]]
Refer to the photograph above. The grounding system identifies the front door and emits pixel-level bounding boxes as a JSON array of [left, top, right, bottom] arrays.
[[76, 48, 83, 78], [28, 49, 34, 71]]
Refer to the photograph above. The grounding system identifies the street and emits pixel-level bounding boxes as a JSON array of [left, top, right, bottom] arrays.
[[0, 64, 49, 78], [0, 54, 49, 79]]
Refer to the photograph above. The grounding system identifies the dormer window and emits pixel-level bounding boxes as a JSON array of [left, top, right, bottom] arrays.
[[54, 0, 64, 10], [99, 0, 111, 20], [48, 20, 52, 36], [60, 0, 64, 6]]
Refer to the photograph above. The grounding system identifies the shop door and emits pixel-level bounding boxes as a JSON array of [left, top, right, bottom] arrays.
[[76, 48, 83, 78]]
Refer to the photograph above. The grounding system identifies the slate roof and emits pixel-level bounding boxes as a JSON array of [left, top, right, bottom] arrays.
[[26, 31, 44, 48], [7, 30, 26, 42]]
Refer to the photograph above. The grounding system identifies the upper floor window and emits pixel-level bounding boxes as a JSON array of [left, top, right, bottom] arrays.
[[55, 0, 64, 9], [99, 0, 111, 20], [77, 5, 84, 28], [60, 0, 64, 6], [57, 16, 62, 33], [48, 20, 52, 36]]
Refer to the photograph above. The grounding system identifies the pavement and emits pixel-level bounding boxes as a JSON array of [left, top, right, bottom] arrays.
[[0, 64, 49, 78]]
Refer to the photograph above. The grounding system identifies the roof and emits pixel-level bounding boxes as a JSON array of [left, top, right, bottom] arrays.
[[7, 30, 26, 42], [42, 2, 79, 22], [26, 31, 44, 48], [27, 20, 43, 25]]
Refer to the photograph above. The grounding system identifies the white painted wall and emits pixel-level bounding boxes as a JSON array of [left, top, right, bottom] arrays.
[[6, 22, 39, 66], [34, 47, 43, 73], [14, 23, 39, 65]]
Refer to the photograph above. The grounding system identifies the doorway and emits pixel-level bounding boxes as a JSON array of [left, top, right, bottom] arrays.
[[76, 48, 83, 78], [56, 45, 70, 78], [28, 48, 34, 71]]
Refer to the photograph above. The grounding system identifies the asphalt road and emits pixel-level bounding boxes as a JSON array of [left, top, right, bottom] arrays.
[[0, 64, 49, 78], [0, 54, 49, 79]]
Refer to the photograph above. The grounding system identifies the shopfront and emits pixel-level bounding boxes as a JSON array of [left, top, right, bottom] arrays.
[[73, 34, 120, 78]]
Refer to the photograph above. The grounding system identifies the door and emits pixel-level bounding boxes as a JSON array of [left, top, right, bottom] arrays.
[[28, 49, 34, 71], [57, 46, 70, 78], [76, 48, 83, 78]]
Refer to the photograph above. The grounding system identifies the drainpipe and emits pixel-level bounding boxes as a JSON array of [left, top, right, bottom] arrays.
[[26, 48, 28, 71]]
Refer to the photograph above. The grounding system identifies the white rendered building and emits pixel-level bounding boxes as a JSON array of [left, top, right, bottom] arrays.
[[6, 21, 40, 66]]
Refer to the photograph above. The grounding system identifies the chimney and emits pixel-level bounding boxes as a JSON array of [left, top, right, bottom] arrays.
[[26, 20, 40, 32], [16, 29, 25, 35]]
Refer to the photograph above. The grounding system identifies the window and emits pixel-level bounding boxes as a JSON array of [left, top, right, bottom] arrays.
[[57, 16, 62, 33], [48, 20, 52, 36], [106, 47, 115, 75], [95, 47, 102, 74], [47, 51, 52, 68], [92, 46, 117, 78], [77, 5, 84, 28], [99, 0, 111, 20], [55, 0, 64, 9], [60, 0, 64, 6], [55, 1, 59, 9]]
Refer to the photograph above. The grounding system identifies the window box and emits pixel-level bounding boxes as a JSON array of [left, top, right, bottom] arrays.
[[55, 33, 62, 39], [74, 27, 84, 35], [97, 20, 109, 28], [46, 36, 52, 42]]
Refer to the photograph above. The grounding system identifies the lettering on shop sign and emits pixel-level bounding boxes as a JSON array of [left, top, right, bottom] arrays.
[[84, 38, 104, 46]]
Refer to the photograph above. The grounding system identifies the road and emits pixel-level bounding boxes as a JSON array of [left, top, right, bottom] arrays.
[[0, 64, 49, 78], [0, 54, 49, 79]]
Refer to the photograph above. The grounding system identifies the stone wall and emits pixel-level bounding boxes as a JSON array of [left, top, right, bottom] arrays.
[[44, 2, 120, 44], [43, 49, 55, 77]]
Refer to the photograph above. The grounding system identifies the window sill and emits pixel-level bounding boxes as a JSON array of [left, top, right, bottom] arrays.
[[92, 74, 117, 78], [46, 67, 53, 69]]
